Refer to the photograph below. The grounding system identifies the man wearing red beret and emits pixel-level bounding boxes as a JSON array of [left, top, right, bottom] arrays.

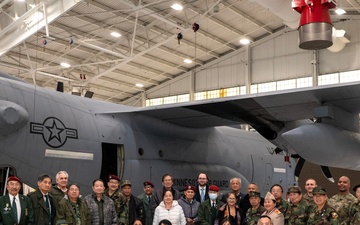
[[0, 176, 34, 225], [105, 174, 121, 201], [198, 185, 224, 225], [105, 174, 125, 215], [178, 185, 200, 225], [137, 181, 155, 225]]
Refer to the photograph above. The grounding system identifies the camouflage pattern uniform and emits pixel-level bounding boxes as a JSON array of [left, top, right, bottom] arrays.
[[245, 205, 265, 225], [303, 194, 315, 203], [285, 198, 310, 225], [276, 199, 290, 215], [348, 200, 360, 225], [108, 190, 126, 215], [307, 202, 339, 225], [328, 193, 357, 225]]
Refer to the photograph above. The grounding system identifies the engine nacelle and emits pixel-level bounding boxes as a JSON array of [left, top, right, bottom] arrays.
[[282, 123, 360, 169]]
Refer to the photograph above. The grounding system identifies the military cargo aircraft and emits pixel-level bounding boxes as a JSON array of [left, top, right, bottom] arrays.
[[1, 71, 359, 195]]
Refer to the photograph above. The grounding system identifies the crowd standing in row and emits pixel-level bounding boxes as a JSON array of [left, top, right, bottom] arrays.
[[1, 172, 360, 225]]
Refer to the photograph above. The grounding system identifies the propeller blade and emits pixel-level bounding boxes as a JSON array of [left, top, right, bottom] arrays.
[[320, 166, 335, 183], [294, 157, 305, 182]]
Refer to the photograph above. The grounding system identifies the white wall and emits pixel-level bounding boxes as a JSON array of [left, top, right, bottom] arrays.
[[142, 19, 359, 100]]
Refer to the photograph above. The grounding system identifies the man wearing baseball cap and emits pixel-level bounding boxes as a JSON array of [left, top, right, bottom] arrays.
[[0, 176, 34, 225], [286, 186, 309, 225], [117, 180, 145, 225], [137, 181, 155, 225], [198, 185, 224, 225], [245, 191, 265, 225], [307, 186, 339, 225]]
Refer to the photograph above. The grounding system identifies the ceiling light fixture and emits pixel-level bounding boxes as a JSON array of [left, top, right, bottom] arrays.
[[184, 59, 192, 64], [239, 38, 251, 45], [171, 3, 183, 11], [111, 32, 121, 37], [60, 62, 71, 68], [335, 8, 346, 15], [135, 83, 144, 88]]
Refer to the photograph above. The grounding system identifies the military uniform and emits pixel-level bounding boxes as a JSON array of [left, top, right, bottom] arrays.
[[262, 208, 284, 225], [262, 192, 284, 225], [307, 203, 339, 225], [307, 186, 339, 225], [348, 200, 360, 225], [328, 193, 357, 224], [108, 190, 126, 214], [303, 194, 315, 204], [245, 205, 265, 225], [276, 199, 290, 215], [285, 186, 309, 225], [285, 198, 310, 225]]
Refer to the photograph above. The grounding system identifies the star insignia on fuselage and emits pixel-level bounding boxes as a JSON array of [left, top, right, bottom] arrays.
[[30, 117, 78, 148], [45, 120, 64, 143]]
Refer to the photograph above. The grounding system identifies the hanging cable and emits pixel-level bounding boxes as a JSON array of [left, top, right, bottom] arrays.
[[193, 23, 199, 66]]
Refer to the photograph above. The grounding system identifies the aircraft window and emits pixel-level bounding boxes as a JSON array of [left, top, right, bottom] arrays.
[[158, 150, 164, 158], [138, 148, 144, 156]]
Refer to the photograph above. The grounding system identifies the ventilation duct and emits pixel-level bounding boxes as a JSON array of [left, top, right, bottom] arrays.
[[292, 0, 336, 50]]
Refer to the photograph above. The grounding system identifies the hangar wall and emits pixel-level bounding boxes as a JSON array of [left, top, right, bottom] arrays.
[[126, 19, 360, 107]]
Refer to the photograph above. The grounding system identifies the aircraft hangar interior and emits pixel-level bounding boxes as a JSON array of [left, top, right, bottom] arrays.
[[1, 0, 360, 196]]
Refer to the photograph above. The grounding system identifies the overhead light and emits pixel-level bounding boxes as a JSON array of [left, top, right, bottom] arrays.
[[183, 59, 192, 64], [60, 62, 71, 68], [135, 83, 144, 87], [239, 38, 250, 45], [171, 3, 183, 11], [335, 8, 346, 15], [111, 32, 121, 38]]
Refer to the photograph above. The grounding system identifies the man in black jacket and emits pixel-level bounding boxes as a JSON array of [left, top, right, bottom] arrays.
[[117, 180, 145, 225], [28, 174, 56, 225]]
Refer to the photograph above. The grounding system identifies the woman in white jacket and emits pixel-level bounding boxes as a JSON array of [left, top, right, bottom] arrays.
[[153, 190, 186, 225]]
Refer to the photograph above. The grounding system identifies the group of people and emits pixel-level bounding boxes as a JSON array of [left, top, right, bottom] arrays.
[[1, 172, 360, 225]]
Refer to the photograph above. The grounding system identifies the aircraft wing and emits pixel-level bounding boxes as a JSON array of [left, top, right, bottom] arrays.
[[133, 82, 360, 129]]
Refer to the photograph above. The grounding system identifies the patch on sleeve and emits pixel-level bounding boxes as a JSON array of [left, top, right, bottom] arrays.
[[331, 212, 338, 219]]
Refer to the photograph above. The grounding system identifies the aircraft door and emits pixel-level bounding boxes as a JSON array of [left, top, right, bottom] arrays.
[[0, 166, 15, 196], [100, 143, 124, 183], [263, 163, 273, 191]]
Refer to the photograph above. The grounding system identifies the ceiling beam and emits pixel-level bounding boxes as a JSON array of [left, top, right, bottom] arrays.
[[0, 0, 80, 56]]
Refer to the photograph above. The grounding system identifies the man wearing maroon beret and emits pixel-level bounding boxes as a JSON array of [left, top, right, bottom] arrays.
[[178, 185, 200, 225], [0, 176, 34, 225], [105, 174, 125, 215], [137, 181, 155, 225], [105, 174, 121, 200], [198, 185, 224, 225]]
